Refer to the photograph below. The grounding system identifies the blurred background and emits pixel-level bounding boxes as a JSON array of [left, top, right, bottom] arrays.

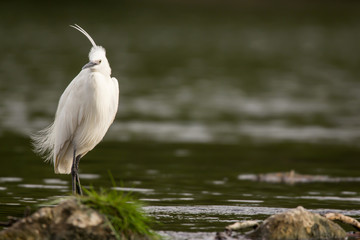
[[1, 0, 360, 237]]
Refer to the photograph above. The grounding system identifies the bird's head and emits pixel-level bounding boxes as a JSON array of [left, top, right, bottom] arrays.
[[70, 24, 112, 76], [83, 46, 111, 76]]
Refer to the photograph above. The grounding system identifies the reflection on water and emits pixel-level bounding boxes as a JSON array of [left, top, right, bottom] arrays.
[[18, 184, 68, 190], [112, 187, 154, 193], [1, 1, 360, 238], [0, 178, 22, 183], [145, 205, 360, 219], [43, 178, 67, 185]]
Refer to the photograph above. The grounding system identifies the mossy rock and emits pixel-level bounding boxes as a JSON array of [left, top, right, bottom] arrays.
[[0, 199, 115, 240], [0, 197, 154, 240]]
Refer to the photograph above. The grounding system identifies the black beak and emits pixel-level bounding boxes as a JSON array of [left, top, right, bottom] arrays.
[[82, 61, 97, 70]]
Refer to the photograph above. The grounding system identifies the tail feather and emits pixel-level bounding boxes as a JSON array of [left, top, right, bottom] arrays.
[[30, 123, 55, 163]]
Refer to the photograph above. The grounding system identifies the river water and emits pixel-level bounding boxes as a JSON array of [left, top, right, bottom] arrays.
[[1, 1, 360, 239]]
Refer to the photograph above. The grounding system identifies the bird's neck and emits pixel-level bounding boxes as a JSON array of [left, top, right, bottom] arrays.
[[92, 65, 111, 76]]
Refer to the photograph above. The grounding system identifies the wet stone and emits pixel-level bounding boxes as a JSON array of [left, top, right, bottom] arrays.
[[246, 206, 347, 240], [218, 206, 348, 240]]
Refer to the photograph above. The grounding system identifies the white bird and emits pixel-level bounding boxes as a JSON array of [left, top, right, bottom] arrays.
[[31, 24, 119, 195]]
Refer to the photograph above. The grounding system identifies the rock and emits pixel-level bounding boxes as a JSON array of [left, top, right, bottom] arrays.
[[246, 206, 347, 240], [0, 199, 116, 240]]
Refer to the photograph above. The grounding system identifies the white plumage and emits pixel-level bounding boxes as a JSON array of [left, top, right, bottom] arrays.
[[32, 24, 119, 194]]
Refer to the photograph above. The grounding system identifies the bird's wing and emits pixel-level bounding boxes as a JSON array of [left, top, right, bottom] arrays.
[[53, 71, 91, 170], [110, 77, 119, 122]]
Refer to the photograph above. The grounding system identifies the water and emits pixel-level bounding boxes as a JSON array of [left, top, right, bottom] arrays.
[[1, 1, 360, 238]]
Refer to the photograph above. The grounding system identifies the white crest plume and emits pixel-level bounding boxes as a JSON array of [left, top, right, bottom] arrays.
[[70, 24, 97, 47]]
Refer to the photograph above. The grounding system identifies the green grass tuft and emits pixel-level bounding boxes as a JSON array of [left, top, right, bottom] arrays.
[[77, 186, 160, 240]]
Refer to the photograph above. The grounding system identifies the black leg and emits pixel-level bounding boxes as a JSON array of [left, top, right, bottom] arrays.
[[75, 155, 82, 195], [71, 149, 77, 195]]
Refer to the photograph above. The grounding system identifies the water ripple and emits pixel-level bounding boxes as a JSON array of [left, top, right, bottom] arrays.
[[18, 184, 68, 189], [112, 187, 154, 193], [144, 205, 360, 217], [0, 177, 22, 183]]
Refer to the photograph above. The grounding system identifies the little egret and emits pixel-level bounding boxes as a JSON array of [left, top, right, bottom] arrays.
[[31, 24, 119, 195]]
